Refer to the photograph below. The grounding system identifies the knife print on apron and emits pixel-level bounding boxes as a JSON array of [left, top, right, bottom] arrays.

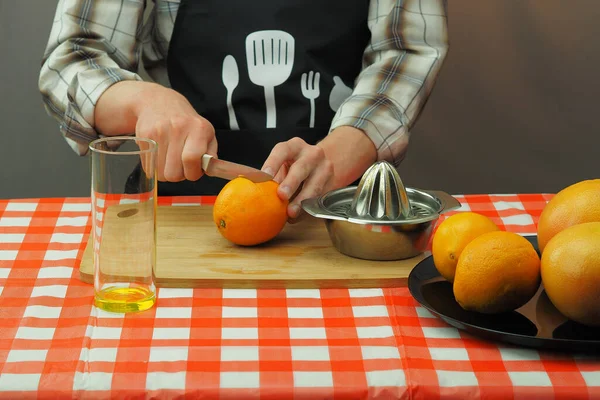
[[158, 0, 371, 196]]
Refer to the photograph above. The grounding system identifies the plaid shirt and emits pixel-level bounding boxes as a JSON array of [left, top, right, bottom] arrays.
[[39, 0, 449, 166]]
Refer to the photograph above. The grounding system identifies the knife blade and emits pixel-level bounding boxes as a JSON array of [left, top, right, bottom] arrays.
[[201, 154, 273, 183]]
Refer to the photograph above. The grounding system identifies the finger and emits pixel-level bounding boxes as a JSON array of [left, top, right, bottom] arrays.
[[288, 210, 310, 224], [286, 159, 333, 219], [262, 138, 307, 194], [163, 122, 186, 182], [135, 121, 159, 180], [153, 122, 169, 182], [289, 184, 303, 202], [181, 134, 208, 181], [273, 163, 288, 184], [277, 142, 321, 200], [278, 160, 312, 203], [135, 137, 150, 177], [137, 138, 156, 181], [286, 184, 304, 222], [261, 141, 294, 179], [181, 119, 216, 181]]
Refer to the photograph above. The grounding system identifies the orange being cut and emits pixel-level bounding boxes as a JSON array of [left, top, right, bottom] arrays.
[[213, 177, 288, 246]]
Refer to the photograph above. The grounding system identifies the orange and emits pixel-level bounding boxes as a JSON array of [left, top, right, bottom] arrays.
[[431, 212, 499, 282], [540, 222, 600, 327], [537, 179, 600, 253], [453, 231, 541, 314], [213, 177, 288, 246]]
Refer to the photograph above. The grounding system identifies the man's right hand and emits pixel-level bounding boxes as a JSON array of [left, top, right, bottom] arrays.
[[95, 81, 217, 182]]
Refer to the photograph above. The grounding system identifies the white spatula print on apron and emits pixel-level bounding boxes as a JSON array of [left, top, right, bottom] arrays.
[[245, 30, 295, 128]]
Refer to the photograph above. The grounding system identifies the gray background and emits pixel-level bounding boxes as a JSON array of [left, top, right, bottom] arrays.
[[1, 0, 598, 199]]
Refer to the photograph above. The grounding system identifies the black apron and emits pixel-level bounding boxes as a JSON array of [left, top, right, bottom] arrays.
[[156, 0, 371, 195]]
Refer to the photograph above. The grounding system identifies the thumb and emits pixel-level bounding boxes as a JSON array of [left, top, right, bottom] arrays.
[[333, 76, 343, 86]]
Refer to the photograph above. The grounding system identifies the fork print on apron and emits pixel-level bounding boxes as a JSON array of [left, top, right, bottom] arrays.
[[160, 0, 371, 196]]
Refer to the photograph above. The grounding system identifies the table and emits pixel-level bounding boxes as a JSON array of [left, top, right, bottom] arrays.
[[0, 193, 598, 399]]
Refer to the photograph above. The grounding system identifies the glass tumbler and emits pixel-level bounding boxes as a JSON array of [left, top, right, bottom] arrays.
[[89, 136, 157, 313]]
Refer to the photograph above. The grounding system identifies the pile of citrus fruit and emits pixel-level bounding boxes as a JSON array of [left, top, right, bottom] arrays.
[[431, 179, 600, 327]]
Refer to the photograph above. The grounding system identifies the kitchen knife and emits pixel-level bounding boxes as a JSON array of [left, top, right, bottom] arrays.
[[201, 154, 273, 183]]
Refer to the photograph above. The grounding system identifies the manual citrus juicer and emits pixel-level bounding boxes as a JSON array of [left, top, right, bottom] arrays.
[[301, 161, 462, 261]]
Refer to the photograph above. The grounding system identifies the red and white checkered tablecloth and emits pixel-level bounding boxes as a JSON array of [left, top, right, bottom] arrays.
[[0, 193, 599, 400]]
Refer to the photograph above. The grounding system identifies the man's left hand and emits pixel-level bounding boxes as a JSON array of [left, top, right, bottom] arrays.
[[261, 137, 334, 220], [261, 126, 378, 221]]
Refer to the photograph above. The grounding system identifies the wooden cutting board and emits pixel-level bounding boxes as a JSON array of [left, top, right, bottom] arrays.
[[79, 204, 427, 289]]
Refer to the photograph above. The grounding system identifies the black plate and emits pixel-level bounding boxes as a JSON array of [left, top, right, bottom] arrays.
[[408, 235, 600, 353]]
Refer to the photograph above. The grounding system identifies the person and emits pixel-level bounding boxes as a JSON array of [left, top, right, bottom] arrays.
[[39, 0, 449, 220]]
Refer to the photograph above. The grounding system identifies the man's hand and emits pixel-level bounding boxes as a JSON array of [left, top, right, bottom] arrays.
[[95, 81, 217, 182], [261, 126, 377, 220], [262, 137, 334, 220]]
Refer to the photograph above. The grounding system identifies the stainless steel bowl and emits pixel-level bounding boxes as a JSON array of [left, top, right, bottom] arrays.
[[301, 161, 461, 261]]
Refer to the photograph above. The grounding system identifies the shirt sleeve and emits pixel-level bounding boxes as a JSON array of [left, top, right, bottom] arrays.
[[38, 0, 147, 156], [329, 0, 449, 166]]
